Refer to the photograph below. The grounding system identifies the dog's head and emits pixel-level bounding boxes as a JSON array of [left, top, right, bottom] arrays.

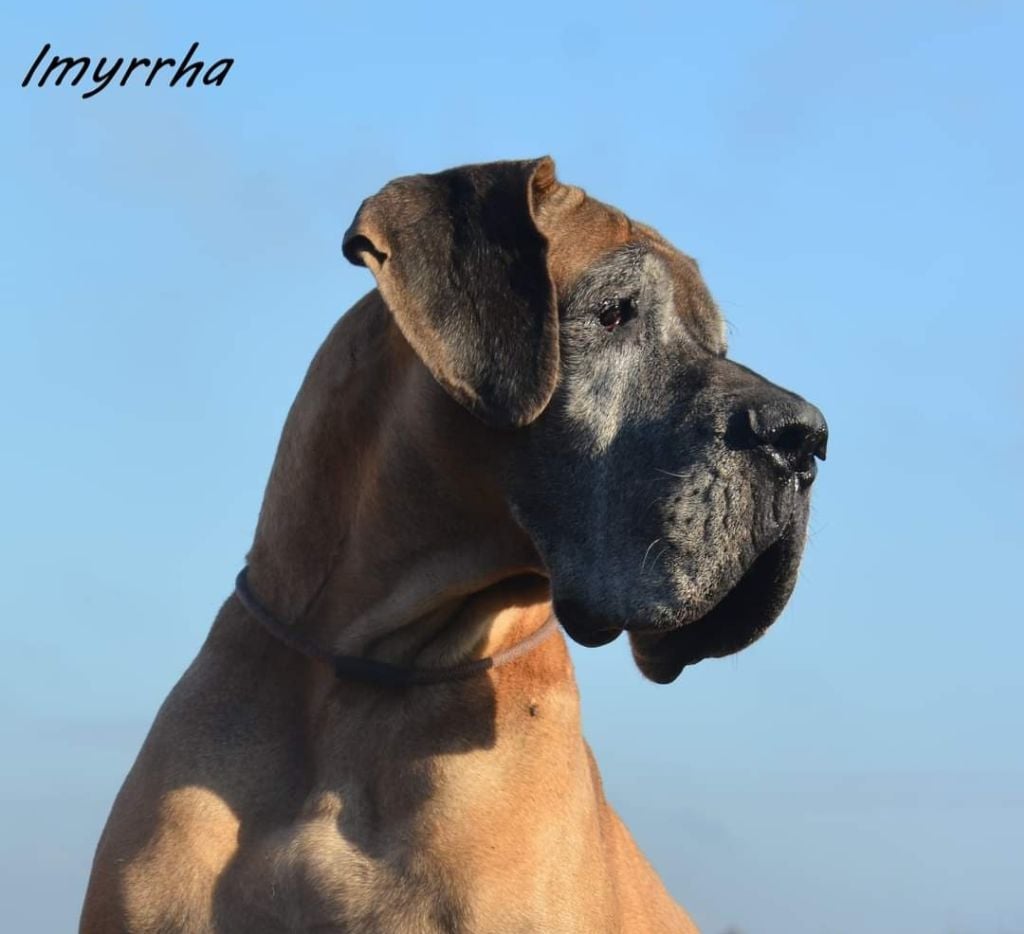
[[343, 157, 827, 683]]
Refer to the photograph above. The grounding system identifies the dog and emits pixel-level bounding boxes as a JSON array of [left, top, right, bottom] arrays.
[[81, 157, 827, 932]]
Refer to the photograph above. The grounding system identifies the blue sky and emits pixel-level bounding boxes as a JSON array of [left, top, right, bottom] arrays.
[[2, 2, 1022, 932]]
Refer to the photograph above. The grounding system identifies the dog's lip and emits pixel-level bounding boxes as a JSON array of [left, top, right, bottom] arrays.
[[622, 535, 784, 635], [569, 627, 622, 648], [553, 599, 625, 647], [628, 526, 803, 683]]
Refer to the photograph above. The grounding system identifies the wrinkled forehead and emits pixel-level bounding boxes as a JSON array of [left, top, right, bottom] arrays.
[[542, 194, 727, 354]]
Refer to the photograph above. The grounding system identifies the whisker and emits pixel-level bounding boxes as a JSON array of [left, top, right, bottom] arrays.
[[641, 537, 662, 571]]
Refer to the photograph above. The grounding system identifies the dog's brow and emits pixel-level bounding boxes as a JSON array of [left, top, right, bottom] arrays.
[[669, 260, 727, 356]]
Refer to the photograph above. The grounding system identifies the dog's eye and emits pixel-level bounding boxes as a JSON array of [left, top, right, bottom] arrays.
[[597, 296, 636, 332]]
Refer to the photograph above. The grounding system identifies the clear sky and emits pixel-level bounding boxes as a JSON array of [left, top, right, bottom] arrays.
[[2, 2, 1022, 932]]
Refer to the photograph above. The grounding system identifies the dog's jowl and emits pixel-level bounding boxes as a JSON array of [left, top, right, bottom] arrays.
[[82, 157, 826, 933]]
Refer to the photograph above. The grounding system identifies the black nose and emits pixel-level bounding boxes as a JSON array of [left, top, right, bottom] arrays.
[[745, 397, 828, 483]]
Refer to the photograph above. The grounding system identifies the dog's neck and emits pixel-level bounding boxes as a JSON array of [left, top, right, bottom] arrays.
[[243, 292, 548, 669], [217, 295, 593, 915]]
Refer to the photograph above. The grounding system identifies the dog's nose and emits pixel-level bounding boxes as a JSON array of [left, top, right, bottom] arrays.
[[745, 397, 828, 483]]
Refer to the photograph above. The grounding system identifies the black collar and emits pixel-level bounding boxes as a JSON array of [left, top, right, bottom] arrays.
[[234, 566, 558, 688]]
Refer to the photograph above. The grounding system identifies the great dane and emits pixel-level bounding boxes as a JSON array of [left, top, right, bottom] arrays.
[[81, 157, 827, 932]]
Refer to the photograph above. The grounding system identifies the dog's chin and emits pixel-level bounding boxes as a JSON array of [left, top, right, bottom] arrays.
[[627, 525, 807, 684]]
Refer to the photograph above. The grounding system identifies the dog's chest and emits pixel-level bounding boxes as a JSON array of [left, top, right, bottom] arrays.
[[230, 792, 580, 933], [217, 782, 478, 934]]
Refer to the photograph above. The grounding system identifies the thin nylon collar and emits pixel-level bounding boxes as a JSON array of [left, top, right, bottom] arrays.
[[234, 566, 558, 688]]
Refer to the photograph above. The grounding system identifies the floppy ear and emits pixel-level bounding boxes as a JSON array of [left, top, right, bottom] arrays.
[[342, 157, 560, 428]]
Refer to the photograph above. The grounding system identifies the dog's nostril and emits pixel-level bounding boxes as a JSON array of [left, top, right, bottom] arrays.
[[745, 400, 828, 476], [770, 424, 810, 455]]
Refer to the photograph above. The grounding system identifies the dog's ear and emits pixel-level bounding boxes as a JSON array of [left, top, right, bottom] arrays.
[[342, 157, 560, 428]]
